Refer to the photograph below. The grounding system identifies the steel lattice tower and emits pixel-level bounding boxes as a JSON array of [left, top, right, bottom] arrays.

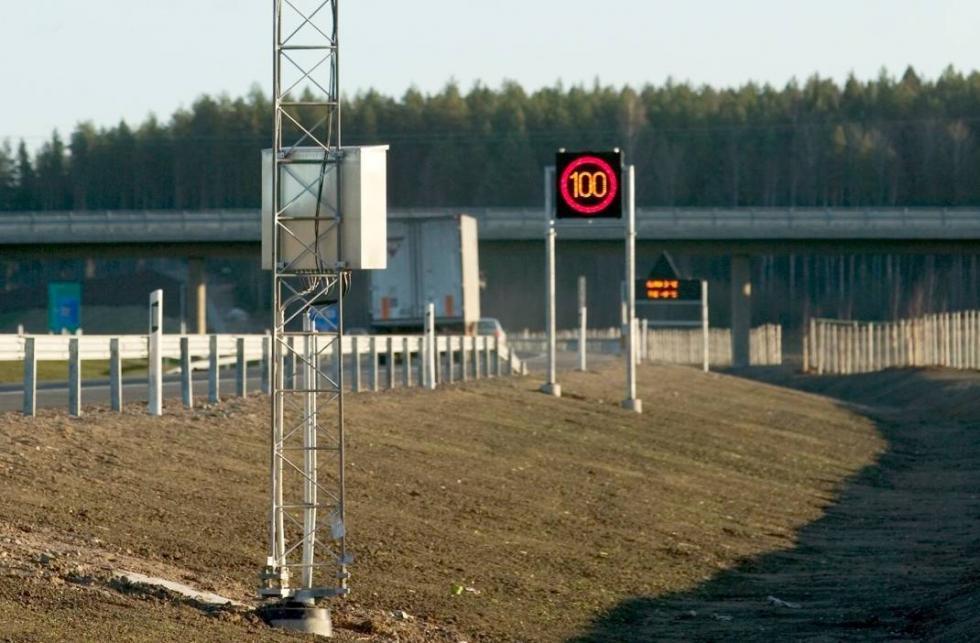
[[259, 0, 349, 627]]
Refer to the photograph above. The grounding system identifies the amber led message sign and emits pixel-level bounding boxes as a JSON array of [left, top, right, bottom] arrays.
[[636, 278, 702, 302], [555, 150, 623, 219]]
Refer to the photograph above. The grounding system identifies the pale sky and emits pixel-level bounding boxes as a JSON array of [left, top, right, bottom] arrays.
[[2, 0, 978, 145]]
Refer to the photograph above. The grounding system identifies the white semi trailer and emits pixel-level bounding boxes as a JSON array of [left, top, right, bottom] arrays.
[[370, 213, 481, 333]]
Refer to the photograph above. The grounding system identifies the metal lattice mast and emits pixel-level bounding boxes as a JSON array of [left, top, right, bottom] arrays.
[[260, 0, 350, 608]]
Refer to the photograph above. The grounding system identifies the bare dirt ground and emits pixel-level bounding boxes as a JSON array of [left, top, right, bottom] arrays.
[[1, 361, 972, 641]]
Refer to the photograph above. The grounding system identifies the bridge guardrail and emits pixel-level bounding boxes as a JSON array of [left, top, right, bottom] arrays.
[[4, 208, 980, 245]]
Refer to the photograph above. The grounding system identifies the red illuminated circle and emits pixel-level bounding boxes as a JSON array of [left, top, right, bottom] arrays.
[[559, 155, 619, 216]]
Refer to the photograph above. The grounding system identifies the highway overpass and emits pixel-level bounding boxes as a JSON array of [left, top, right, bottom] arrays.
[[4, 208, 980, 366]]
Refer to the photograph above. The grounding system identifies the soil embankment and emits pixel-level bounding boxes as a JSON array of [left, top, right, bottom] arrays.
[[0, 363, 905, 641], [579, 367, 980, 641]]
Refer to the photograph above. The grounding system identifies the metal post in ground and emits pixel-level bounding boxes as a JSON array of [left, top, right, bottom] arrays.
[[68, 337, 81, 417], [403, 337, 411, 387], [180, 336, 192, 408], [472, 335, 480, 380], [110, 337, 123, 411], [447, 337, 455, 384], [484, 336, 492, 377], [148, 289, 163, 416], [352, 336, 362, 393], [640, 318, 648, 364], [371, 337, 379, 392], [701, 280, 710, 373], [23, 337, 36, 417], [387, 337, 395, 389], [425, 303, 436, 390], [622, 164, 641, 413], [541, 165, 561, 397], [236, 337, 247, 397], [578, 275, 587, 372], [262, 334, 271, 395], [209, 335, 219, 404], [494, 335, 503, 377]]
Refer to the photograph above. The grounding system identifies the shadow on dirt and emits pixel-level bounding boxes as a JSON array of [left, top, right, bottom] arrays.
[[573, 368, 980, 642]]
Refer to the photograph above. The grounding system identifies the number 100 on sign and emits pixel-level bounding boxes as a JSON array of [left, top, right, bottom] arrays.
[[555, 150, 623, 219]]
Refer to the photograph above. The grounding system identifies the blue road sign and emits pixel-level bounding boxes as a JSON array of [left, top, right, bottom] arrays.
[[311, 305, 339, 332], [48, 282, 82, 333]]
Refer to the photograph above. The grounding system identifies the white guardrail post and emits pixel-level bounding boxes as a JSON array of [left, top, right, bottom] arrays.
[[262, 334, 271, 395], [236, 337, 247, 397], [68, 337, 81, 417], [472, 336, 481, 379], [209, 334, 220, 404], [424, 303, 436, 390], [180, 336, 193, 408], [352, 336, 362, 393], [402, 337, 411, 387], [386, 337, 395, 389], [110, 337, 122, 411], [23, 337, 36, 417], [371, 337, 380, 392], [447, 337, 456, 384], [484, 336, 493, 378], [2, 330, 525, 416]]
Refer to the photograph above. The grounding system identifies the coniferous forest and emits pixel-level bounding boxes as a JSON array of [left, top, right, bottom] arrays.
[[2, 66, 980, 212]]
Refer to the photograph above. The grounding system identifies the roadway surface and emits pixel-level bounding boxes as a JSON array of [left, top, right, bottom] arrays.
[[0, 369, 263, 413], [0, 350, 620, 413]]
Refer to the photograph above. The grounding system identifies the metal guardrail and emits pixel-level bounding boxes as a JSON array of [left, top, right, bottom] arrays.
[[510, 324, 783, 367], [2, 208, 979, 245], [5, 332, 526, 416]]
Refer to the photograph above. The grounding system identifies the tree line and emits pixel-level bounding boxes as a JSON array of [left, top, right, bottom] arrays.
[[2, 66, 980, 211]]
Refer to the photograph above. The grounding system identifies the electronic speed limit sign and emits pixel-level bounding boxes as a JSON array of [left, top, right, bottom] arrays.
[[555, 150, 623, 219]]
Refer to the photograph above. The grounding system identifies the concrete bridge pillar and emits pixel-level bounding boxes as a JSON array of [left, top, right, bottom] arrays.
[[188, 257, 207, 334], [731, 254, 752, 368]]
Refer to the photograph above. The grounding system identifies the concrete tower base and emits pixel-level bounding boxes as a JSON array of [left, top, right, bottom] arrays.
[[621, 398, 643, 413], [260, 604, 332, 638], [540, 382, 562, 397]]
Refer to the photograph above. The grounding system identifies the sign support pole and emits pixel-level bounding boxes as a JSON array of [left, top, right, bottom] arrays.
[[578, 276, 587, 371], [622, 165, 642, 413], [702, 280, 710, 373], [148, 289, 163, 416], [541, 166, 561, 397], [425, 302, 436, 390]]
